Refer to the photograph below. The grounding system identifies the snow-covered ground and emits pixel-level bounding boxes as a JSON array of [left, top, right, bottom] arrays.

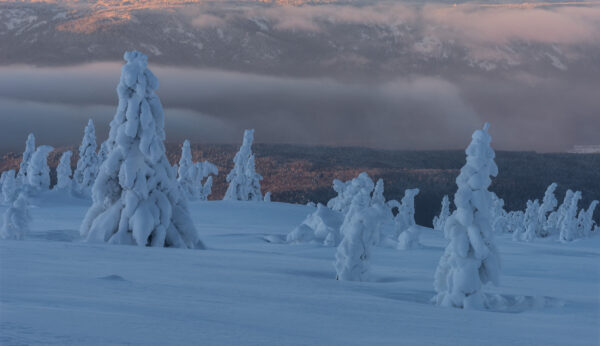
[[1, 196, 599, 345]]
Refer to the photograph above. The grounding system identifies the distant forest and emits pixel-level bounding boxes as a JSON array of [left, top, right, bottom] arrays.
[[2, 143, 598, 227]]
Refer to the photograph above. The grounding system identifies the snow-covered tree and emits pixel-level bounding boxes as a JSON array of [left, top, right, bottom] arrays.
[[195, 162, 218, 200], [395, 188, 419, 232], [506, 211, 525, 235], [547, 190, 574, 236], [433, 195, 451, 231], [264, 192, 271, 202], [520, 199, 541, 242], [287, 203, 344, 245], [79, 51, 203, 249], [558, 191, 582, 242], [538, 183, 558, 235], [224, 129, 263, 201], [328, 173, 376, 214], [74, 119, 99, 196], [577, 200, 598, 238], [177, 139, 195, 194], [0, 193, 31, 240], [433, 123, 500, 310], [16, 133, 35, 184], [490, 193, 507, 233], [177, 140, 218, 200], [1, 170, 18, 204], [396, 188, 421, 249], [55, 151, 74, 191], [288, 173, 387, 247], [26, 145, 53, 193], [334, 190, 383, 281]]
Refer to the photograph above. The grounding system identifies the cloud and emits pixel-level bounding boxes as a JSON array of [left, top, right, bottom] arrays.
[[1, 62, 598, 154], [0, 63, 480, 153]]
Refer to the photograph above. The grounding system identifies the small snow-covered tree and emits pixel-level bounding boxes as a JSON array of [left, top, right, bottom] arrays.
[[433, 123, 500, 310], [74, 119, 99, 196], [79, 51, 203, 249], [396, 188, 421, 249], [521, 199, 540, 242], [287, 203, 344, 245], [178, 139, 195, 195], [395, 188, 419, 232], [1, 170, 18, 204], [26, 145, 53, 193], [195, 161, 218, 200], [490, 193, 507, 233], [538, 183, 558, 236], [547, 190, 574, 236], [0, 193, 31, 240], [507, 210, 525, 236], [328, 173, 376, 214], [288, 173, 382, 247], [577, 200, 598, 238], [224, 129, 263, 201], [55, 151, 74, 191], [264, 192, 271, 202], [334, 191, 383, 281], [16, 133, 35, 184], [558, 191, 581, 242], [433, 195, 451, 231], [177, 140, 218, 200]]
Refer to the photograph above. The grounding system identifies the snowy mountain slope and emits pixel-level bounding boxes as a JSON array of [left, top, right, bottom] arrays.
[[1, 196, 598, 345]]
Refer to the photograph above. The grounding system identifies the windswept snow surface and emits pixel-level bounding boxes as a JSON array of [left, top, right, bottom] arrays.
[[0, 197, 599, 345]]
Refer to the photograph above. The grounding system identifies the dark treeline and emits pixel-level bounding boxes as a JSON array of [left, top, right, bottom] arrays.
[[1, 143, 598, 227]]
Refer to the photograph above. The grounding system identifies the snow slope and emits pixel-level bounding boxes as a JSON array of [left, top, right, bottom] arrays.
[[1, 196, 599, 345]]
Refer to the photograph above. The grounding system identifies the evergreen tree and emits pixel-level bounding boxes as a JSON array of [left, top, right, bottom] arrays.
[[79, 51, 203, 248], [224, 129, 263, 201], [55, 151, 74, 191], [74, 119, 99, 196], [433, 123, 500, 310], [26, 145, 53, 193], [433, 195, 451, 231], [16, 133, 35, 185], [0, 193, 30, 240], [335, 187, 382, 281], [1, 170, 18, 204]]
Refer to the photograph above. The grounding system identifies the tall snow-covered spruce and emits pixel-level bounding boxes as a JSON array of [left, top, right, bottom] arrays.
[[224, 129, 263, 201], [74, 119, 99, 196], [433, 123, 500, 310], [79, 51, 204, 249]]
